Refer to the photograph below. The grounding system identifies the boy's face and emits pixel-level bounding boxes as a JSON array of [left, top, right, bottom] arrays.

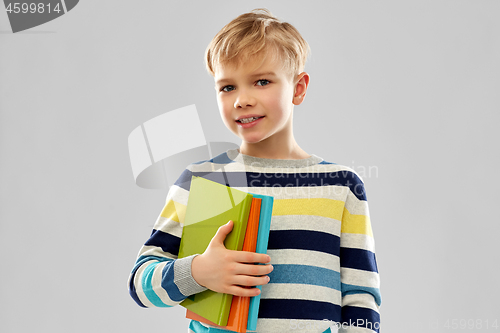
[[214, 53, 304, 151]]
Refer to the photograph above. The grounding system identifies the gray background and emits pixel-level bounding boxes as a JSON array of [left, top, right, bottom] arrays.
[[1, 1, 499, 332]]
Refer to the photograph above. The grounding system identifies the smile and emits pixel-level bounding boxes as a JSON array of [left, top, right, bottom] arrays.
[[236, 116, 264, 129], [237, 116, 263, 124]]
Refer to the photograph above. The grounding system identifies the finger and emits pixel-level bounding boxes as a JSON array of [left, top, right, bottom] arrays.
[[210, 220, 233, 245], [231, 262, 273, 276], [226, 285, 262, 297], [233, 251, 271, 264], [231, 274, 271, 288]]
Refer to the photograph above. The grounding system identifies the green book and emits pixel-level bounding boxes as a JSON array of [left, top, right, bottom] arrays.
[[178, 176, 253, 326]]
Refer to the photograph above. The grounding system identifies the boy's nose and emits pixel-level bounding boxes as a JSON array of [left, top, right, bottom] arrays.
[[234, 91, 255, 109]]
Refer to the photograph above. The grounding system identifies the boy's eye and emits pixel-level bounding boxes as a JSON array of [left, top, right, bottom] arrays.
[[221, 85, 235, 92], [256, 79, 270, 86]]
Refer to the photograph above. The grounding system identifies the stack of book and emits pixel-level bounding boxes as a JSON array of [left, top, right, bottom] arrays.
[[178, 176, 274, 332]]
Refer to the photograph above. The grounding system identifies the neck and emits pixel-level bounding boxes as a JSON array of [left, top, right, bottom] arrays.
[[239, 135, 310, 160]]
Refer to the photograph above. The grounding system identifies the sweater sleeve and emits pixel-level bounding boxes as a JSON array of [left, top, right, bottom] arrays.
[[339, 173, 381, 332], [128, 168, 207, 308]]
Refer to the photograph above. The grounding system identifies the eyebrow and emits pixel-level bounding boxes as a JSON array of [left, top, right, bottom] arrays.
[[216, 72, 277, 86]]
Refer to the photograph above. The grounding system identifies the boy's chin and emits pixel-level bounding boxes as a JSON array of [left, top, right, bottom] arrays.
[[230, 130, 263, 144], [239, 135, 267, 145], [241, 139, 272, 148]]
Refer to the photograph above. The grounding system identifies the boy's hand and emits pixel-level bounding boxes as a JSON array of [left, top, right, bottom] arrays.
[[191, 220, 273, 297]]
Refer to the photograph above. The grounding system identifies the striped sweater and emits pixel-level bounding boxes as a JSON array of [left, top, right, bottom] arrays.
[[129, 149, 381, 333]]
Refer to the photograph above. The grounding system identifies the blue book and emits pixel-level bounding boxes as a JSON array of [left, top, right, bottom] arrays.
[[247, 193, 274, 331]]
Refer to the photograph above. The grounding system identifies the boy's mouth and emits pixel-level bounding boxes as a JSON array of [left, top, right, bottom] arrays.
[[236, 116, 264, 124]]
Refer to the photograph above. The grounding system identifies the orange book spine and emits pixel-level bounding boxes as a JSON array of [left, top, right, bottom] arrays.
[[187, 198, 262, 333]]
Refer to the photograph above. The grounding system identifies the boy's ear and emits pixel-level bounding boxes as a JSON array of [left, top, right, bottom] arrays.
[[292, 72, 310, 106]]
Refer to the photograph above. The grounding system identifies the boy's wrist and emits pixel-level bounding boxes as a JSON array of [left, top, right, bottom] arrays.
[[174, 254, 207, 296]]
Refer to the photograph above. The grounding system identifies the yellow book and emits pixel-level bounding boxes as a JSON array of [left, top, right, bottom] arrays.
[[178, 176, 253, 326], [186, 197, 262, 332]]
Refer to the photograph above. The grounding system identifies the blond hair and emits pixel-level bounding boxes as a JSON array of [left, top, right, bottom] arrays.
[[205, 8, 310, 79]]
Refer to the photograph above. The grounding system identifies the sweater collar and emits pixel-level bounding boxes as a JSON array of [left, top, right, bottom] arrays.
[[226, 149, 323, 169]]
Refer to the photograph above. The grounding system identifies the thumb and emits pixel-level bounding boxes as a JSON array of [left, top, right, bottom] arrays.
[[211, 220, 233, 246]]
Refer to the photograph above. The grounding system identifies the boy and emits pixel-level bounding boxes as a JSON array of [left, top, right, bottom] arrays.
[[129, 8, 381, 333]]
